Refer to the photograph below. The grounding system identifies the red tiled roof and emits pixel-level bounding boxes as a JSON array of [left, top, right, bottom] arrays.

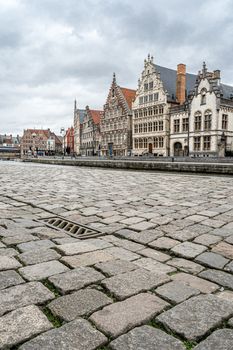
[[120, 87, 136, 109], [89, 110, 103, 125]]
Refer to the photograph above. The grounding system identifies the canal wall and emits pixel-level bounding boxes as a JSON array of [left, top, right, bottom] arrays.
[[23, 158, 233, 175]]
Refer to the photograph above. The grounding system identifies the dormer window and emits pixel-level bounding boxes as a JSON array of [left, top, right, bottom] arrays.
[[149, 81, 153, 90], [112, 89, 115, 97], [144, 83, 148, 91], [201, 88, 207, 105]]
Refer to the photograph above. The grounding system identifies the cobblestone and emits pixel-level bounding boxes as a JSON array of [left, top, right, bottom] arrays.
[[19, 318, 107, 350], [90, 292, 169, 338], [1, 162, 233, 348], [0, 269, 24, 290], [102, 268, 170, 300], [19, 260, 69, 281], [0, 281, 54, 316], [109, 325, 186, 350], [0, 305, 53, 349], [49, 266, 105, 294], [157, 294, 233, 341]]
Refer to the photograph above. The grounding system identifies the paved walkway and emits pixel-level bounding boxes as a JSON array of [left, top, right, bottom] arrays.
[[0, 161, 233, 349]]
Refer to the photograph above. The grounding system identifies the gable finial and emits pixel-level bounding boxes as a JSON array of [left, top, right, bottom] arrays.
[[113, 72, 116, 83], [202, 61, 207, 75], [148, 53, 150, 61]]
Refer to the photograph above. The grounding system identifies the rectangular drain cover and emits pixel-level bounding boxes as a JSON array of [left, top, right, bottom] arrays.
[[37, 216, 104, 240]]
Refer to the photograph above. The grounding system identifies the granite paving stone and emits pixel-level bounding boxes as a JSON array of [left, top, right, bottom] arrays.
[[209, 228, 233, 237], [56, 239, 112, 255], [48, 289, 112, 321], [102, 268, 170, 300], [102, 246, 140, 261], [48, 266, 105, 294], [199, 269, 233, 290], [167, 258, 204, 274], [155, 280, 200, 304], [193, 233, 222, 246], [212, 241, 233, 259], [61, 250, 115, 268], [17, 239, 56, 252], [166, 229, 199, 242], [149, 237, 180, 250], [171, 272, 219, 293], [193, 329, 233, 350], [0, 281, 54, 316], [217, 290, 233, 303], [18, 248, 61, 265], [109, 325, 186, 350], [225, 235, 233, 244], [2, 233, 39, 245], [139, 247, 170, 262], [195, 252, 229, 269], [0, 305, 53, 349], [19, 260, 69, 281], [0, 255, 22, 270], [19, 318, 107, 350], [0, 247, 19, 257], [0, 269, 25, 290], [129, 221, 156, 231], [116, 228, 163, 244], [225, 260, 233, 272], [95, 259, 138, 276], [134, 257, 176, 274], [90, 292, 169, 338], [171, 242, 207, 258], [157, 294, 233, 341]]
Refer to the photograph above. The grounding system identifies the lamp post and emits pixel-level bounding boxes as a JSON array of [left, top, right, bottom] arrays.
[[60, 127, 65, 157], [32, 132, 36, 157]]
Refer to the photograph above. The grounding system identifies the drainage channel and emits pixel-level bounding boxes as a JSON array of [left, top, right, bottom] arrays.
[[37, 216, 104, 240]]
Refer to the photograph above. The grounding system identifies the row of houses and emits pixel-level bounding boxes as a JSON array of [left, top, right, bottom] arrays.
[[73, 56, 233, 157]]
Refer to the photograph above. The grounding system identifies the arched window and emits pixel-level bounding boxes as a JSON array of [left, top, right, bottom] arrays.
[[134, 139, 139, 149], [204, 110, 212, 130], [201, 88, 207, 105], [194, 111, 202, 131], [139, 138, 143, 148]]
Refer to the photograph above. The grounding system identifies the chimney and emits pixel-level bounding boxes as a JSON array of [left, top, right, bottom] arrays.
[[176, 63, 186, 105]]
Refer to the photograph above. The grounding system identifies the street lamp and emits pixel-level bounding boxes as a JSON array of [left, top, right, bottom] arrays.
[[32, 132, 36, 157], [60, 127, 65, 157]]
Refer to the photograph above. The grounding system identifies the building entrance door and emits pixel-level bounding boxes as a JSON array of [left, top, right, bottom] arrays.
[[108, 143, 113, 157], [148, 143, 153, 154], [174, 142, 183, 156]]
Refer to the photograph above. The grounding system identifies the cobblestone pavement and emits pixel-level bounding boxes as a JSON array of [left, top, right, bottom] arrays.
[[0, 161, 233, 349]]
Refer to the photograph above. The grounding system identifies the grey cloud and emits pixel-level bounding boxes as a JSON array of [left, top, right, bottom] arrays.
[[1, 0, 233, 135]]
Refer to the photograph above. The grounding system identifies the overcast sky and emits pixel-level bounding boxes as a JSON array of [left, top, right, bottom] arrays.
[[1, 0, 233, 135]]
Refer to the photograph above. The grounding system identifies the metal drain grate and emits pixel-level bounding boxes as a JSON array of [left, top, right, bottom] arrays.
[[37, 216, 104, 240]]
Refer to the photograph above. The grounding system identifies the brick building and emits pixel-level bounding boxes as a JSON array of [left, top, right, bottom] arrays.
[[64, 127, 74, 155], [21, 129, 62, 156]]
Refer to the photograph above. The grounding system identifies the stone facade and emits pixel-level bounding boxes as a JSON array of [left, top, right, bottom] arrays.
[[80, 106, 102, 156], [132, 57, 233, 157], [101, 74, 136, 156]]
